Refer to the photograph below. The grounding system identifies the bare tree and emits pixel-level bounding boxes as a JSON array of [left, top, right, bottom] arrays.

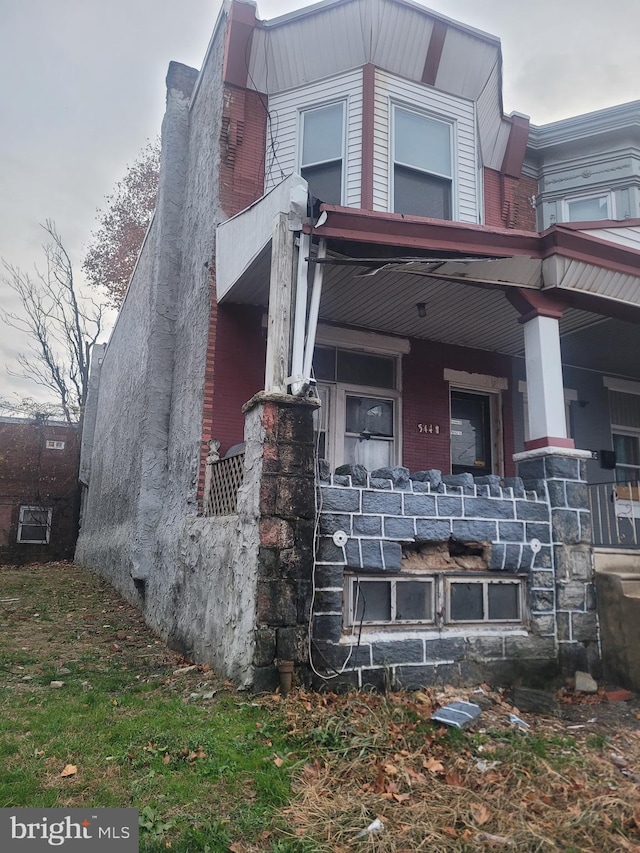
[[1, 221, 105, 425]]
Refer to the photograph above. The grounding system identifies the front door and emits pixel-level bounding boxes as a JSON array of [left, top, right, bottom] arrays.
[[450, 390, 492, 475]]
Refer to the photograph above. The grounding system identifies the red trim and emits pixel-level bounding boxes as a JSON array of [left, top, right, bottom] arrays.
[[422, 20, 447, 86], [501, 114, 530, 179], [524, 436, 575, 451], [506, 289, 566, 322], [540, 224, 640, 278], [361, 64, 375, 210], [222, 1, 257, 88]]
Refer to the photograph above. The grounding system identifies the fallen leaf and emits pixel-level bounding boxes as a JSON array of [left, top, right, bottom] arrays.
[[163, 753, 171, 765], [228, 843, 244, 853], [443, 827, 458, 838], [445, 770, 463, 787], [273, 756, 284, 768], [60, 764, 77, 778], [384, 763, 399, 776], [471, 803, 491, 826], [424, 757, 445, 774], [392, 792, 410, 803]]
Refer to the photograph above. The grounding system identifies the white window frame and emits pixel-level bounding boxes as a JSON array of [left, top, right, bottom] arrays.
[[561, 191, 614, 223], [344, 572, 526, 629], [45, 439, 65, 450], [390, 102, 456, 220], [298, 100, 347, 205], [17, 506, 52, 545]]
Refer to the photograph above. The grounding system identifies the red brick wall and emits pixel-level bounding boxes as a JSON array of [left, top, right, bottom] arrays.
[[401, 340, 516, 477], [484, 168, 537, 231], [219, 85, 267, 218], [0, 420, 80, 561]]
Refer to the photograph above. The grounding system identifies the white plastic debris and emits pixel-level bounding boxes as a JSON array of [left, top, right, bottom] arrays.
[[509, 713, 530, 729], [475, 759, 501, 773], [431, 701, 481, 729], [358, 818, 384, 837]]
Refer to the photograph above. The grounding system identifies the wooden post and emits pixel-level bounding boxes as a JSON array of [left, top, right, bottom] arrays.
[[265, 213, 295, 393]]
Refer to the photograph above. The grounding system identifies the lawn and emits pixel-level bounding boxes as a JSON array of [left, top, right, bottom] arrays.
[[1, 562, 640, 852]]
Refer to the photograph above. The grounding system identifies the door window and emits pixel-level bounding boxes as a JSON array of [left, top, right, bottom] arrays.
[[344, 395, 395, 470], [450, 390, 492, 475]]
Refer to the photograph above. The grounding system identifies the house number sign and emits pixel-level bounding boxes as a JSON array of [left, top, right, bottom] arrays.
[[417, 423, 440, 434]]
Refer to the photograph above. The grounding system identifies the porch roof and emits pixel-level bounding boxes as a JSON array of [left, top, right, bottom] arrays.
[[215, 188, 640, 371]]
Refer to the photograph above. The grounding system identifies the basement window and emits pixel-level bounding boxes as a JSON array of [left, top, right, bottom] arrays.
[[17, 506, 52, 544], [344, 573, 525, 628]]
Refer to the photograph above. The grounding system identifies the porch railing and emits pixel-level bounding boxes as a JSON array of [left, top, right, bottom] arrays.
[[203, 453, 245, 516], [588, 479, 640, 548]]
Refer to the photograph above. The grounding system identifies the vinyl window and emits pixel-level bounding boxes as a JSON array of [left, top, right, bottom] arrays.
[[562, 192, 613, 223], [300, 102, 345, 204]]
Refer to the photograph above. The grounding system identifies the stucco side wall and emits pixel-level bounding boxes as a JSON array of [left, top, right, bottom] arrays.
[[75, 218, 159, 589]]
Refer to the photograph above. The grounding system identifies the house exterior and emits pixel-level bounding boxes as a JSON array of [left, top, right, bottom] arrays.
[[0, 416, 80, 564], [77, 0, 640, 690]]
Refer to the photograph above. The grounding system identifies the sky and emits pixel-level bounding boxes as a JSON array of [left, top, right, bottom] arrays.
[[1, 0, 640, 408]]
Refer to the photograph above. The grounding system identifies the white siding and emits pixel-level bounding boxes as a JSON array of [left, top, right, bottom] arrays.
[[265, 70, 363, 207], [475, 61, 511, 171], [582, 225, 640, 250], [373, 70, 478, 222]]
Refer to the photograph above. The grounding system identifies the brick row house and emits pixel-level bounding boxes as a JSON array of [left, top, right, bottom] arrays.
[[77, 0, 640, 690], [0, 417, 80, 563]]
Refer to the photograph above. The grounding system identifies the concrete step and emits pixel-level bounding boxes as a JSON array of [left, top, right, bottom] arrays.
[[621, 580, 640, 598]]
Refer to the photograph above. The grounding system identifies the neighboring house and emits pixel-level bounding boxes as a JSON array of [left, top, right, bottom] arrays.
[[77, 0, 640, 690], [0, 417, 80, 564]]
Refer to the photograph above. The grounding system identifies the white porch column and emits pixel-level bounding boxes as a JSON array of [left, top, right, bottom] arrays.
[[522, 312, 574, 450], [264, 213, 295, 393]]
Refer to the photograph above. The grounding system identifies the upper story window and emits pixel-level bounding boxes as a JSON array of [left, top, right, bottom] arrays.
[[562, 192, 613, 222], [300, 102, 345, 204], [392, 105, 453, 219], [45, 440, 65, 450]]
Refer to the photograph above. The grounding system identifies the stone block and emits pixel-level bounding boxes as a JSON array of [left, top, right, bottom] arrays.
[[382, 541, 402, 570], [443, 473, 474, 492], [531, 570, 554, 589], [313, 588, 343, 613], [316, 536, 345, 564], [372, 639, 425, 665], [297, 581, 313, 623], [530, 589, 554, 611], [525, 522, 551, 544], [502, 477, 525, 498], [314, 565, 345, 588], [371, 466, 411, 488], [256, 579, 298, 625], [312, 613, 343, 643], [321, 487, 361, 512], [319, 513, 352, 536], [557, 643, 588, 677], [260, 475, 278, 514], [312, 641, 372, 670], [278, 443, 315, 476], [332, 475, 350, 486], [474, 474, 502, 496], [545, 455, 581, 480], [566, 481, 589, 510], [361, 668, 389, 691], [532, 545, 552, 568], [318, 459, 331, 482], [465, 636, 505, 659], [571, 611, 599, 642], [458, 659, 518, 687], [517, 457, 546, 481], [394, 663, 460, 690], [411, 469, 442, 489], [278, 408, 314, 444], [505, 543, 523, 570], [369, 477, 392, 489], [411, 482, 431, 493], [585, 582, 597, 611], [344, 539, 361, 569], [436, 495, 463, 517], [489, 543, 506, 570], [362, 490, 402, 514], [251, 665, 279, 693], [254, 627, 276, 666], [452, 519, 497, 542], [529, 613, 555, 636], [567, 547, 593, 581], [353, 515, 382, 536], [504, 634, 555, 660], [259, 518, 294, 548], [415, 519, 452, 541], [556, 611, 571, 641], [464, 497, 515, 519], [578, 512, 592, 543], [276, 626, 308, 662], [403, 493, 437, 516], [546, 480, 566, 508], [556, 581, 585, 610], [499, 521, 525, 542], [516, 500, 549, 522], [424, 636, 466, 661], [334, 463, 368, 486], [383, 516, 416, 540], [361, 539, 384, 570], [552, 510, 580, 544]]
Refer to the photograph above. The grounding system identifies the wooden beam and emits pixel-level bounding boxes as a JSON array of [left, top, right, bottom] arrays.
[[264, 213, 295, 393]]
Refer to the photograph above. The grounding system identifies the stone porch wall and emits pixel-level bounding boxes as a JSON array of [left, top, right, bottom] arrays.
[[310, 456, 598, 689]]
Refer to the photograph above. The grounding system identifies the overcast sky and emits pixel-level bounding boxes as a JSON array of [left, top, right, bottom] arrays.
[[2, 0, 640, 408]]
